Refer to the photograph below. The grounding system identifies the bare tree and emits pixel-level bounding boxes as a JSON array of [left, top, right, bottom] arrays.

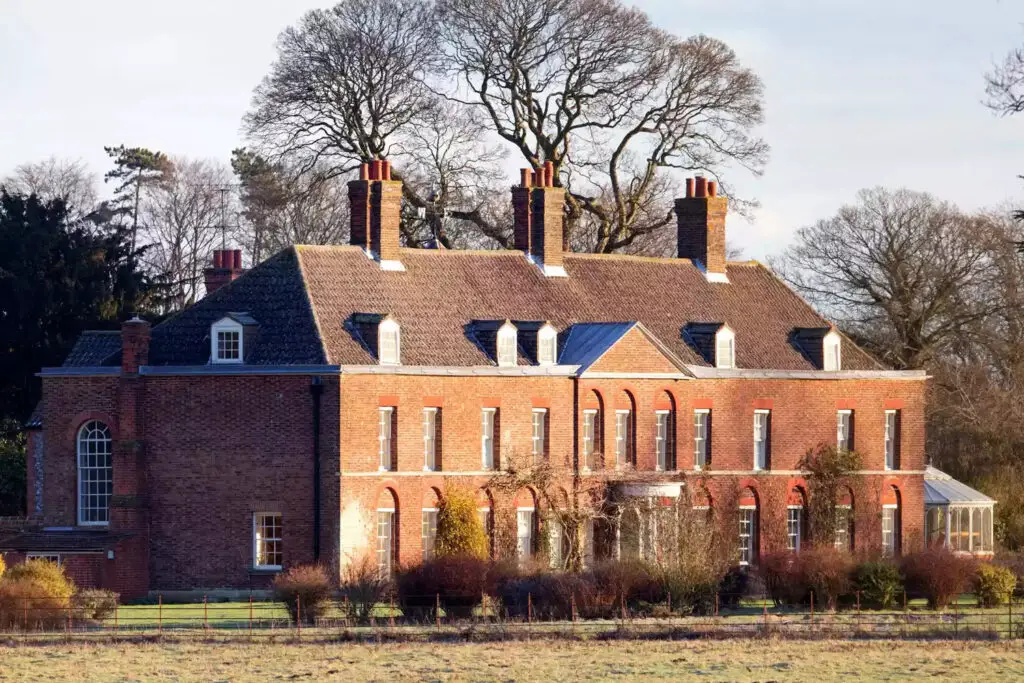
[[986, 41, 1024, 115], [245, 0, 436, 173], [438, 0, 768, 251], [771, 188, 1001, 370], [232, 149, 350, 263], [140, 158, 233, 309], [1, 157, 99, 220]]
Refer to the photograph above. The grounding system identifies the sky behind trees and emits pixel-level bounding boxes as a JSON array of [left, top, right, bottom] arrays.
[[1, 0, 1021, 259]]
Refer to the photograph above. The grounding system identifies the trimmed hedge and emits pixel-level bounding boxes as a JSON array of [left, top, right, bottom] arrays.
[[901, 549, 976, 609], [0, 559, 76, 630], [396, 556, 493, 619], [976, 564, 1016, 607]]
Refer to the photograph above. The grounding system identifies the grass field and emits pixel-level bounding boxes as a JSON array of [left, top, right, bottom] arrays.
[[2, 639, 1024, 681]]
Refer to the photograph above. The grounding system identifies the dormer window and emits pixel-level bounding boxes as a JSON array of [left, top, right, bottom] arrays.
[[715, 326, 735, 369], [497, 322, 518, 367], [378, 317, 400, 365], [537, 323, 557, 366], [211, 318, 244, 364], [823, 330, 841, 371]]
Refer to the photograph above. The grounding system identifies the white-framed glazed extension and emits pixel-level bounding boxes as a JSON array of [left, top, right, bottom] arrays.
[[924, 466, 996, 556]]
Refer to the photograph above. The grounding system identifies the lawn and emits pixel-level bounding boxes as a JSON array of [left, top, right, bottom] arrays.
[[2, 639, 1024, 681]]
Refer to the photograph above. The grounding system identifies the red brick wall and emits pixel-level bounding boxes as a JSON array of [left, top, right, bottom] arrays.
[[36, 361, 926, 592]]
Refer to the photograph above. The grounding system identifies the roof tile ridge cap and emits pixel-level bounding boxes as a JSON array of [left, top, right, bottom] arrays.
[[564, 252, 693, 265], [758, 261, 888, 371], [293, 246, 332, 365], [295, 244, 362, 252], [398, 247, 521, 256]]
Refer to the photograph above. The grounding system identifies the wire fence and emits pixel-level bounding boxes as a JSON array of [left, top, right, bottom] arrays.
[[1, 591, 1022, 642]]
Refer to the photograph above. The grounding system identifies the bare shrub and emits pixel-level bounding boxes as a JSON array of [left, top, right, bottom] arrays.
[[272, 564, 332, 624], [339, 555, 392, 624], [901, 549, 977, 609]]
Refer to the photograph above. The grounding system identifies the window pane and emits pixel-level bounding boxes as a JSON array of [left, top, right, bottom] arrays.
[[655, 412, 667, 470], [423, 409, 436, 471], [482, 409, 495, 469], [379, 408, 393, 470], [422, 510, 438, 561], [78, 421, 113, 525], [517, 510, 534, 564], [787, 508, 802, 552], [376, 510, 394, 579], [582, 411, 595, 469]]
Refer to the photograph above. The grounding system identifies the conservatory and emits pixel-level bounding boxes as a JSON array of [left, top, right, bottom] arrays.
[[924, 466, 996, 556]]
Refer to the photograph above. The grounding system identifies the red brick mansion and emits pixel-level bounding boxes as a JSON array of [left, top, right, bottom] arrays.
[[3, 161, 966, 599]]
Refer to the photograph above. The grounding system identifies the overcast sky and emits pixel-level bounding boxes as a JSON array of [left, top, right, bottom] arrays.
[[1, 0, 1022, 259]]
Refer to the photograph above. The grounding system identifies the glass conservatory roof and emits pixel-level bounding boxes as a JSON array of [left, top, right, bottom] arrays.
[[924, 466, 995, 506]]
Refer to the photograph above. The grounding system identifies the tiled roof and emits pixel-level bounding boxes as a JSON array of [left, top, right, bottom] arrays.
[[58, 245, 884, 371], [61, 331, 121, 367], [297, 246, 881, 370]]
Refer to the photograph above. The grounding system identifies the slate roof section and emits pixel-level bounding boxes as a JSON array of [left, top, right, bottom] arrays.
[[146, 248, 326, 365], [297, 246, 882, 370], [558, 322, 638, 370], [924, 466, 995, 505], [61, 331, 121, 367], [25, 402, 43, 429]]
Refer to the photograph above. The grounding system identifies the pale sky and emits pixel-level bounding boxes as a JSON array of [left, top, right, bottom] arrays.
[[1, 0, 1022, 259]]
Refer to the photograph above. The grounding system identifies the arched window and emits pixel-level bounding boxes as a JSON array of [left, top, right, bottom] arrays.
[[614, 391, 636, 468], [715, 326, 736, 369], [787, 487, 807, 553], [378, 317, 400, 365], [738, 487, 759, 566], [376, 488, 398, 579], [654, 391, 676, 471], [77, 420, 113, 526], [537, 323, 557, 366], [421, 488, 441, 561], [581, 390, 603, 470], [882, 485, 902, 556], [497, 322, 518, 367]]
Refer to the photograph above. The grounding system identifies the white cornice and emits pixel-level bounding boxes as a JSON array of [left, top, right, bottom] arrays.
[[685, 366, 928, 380]]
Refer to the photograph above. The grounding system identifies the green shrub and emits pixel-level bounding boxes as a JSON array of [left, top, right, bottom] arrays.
[[995, 552, 1024, 597], [71, 589, 118, 622], [338, 555, 392, 624], [853, 560, 902, 609], [901, 549, 976, 609], [0, 558, 76, 630], [976, 563, 1017, 607], [435, 486, 489, 559], [717, 566, 750, 609], [396, 556, 493, 619], [272, 564, 332, 625]]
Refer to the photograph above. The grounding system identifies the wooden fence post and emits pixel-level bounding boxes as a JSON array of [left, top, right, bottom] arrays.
[[158, 594, 163, 635]]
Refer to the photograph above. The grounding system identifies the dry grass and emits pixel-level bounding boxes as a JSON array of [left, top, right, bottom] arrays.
[[1, 639, 1024, 681]]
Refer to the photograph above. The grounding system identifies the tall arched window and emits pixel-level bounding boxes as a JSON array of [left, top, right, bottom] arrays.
[[77, 420, 113, 526]]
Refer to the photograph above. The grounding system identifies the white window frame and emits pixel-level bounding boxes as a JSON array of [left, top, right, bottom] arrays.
[[253, 512, 283, 570], [421, 508, 438, 562], [481, 408, 497, 470], [582, 409, 597, 470], [837, 409, 852, 451], [531, 408, 547, 463], [478, 506, 493, 554], [25, 553, 61, 566], [497, 322, 518, 367], [693, 409, 709, 470], [738, 506, 757, 566], [655, 410, 670, 471], [378, 407, 394, 471], [753, 410, 770, 471], [517, 507, 535, 564], [423, 407, 438, 471], [787, 505, 803, 552], [211, 318, 243, 364], [823, 330, 842, 371], [884, 410, 898, 470], [715, 326, 736, 369], [537, 323, 557, 366], [378, 317, 400, 365], [376, 507, 395, 579], [615, 409, 632, 468], [77, 420, 113, 527], [834, 504, 852, 551], [882, 504, 897, 556]]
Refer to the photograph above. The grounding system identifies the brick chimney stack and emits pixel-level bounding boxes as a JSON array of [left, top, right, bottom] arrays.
[[349, 159, 404, 270], [204, 249, 245, 295], [121, 316, 151, 375], [512, 162, 566, 276], [675, 176, 728, 282]]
